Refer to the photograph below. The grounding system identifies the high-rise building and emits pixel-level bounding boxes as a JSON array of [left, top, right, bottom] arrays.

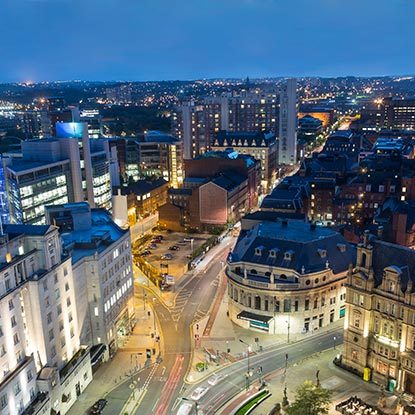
[[0, 223, 92, 415], [46, 203, 135, 358], [111, 131, 183, 187], [278, 78, 297, 165], [3, 122, 114, 224], [172, 90, 279, 160]]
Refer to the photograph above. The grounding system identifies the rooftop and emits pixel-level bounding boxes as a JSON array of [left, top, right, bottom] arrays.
[[230, 221, 355, 274]]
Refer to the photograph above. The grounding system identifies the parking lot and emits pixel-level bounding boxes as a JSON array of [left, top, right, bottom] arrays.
[[135, 231, 211, 283]]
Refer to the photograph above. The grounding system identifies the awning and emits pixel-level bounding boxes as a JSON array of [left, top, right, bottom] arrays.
[[90, 344, 107, 366], [237, 311, 273, 324]]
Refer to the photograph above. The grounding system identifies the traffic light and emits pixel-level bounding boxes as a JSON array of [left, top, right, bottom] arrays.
[[146, 349, 151, 358]]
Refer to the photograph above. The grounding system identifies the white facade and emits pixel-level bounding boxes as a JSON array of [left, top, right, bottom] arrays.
[[0, 225, 92, 415], [46, 203, 135, 359], [278, 78, 297, 165]]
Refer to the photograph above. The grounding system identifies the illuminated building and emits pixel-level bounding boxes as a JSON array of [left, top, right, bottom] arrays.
[[46, 203, 135, 359], [3, 123, 114, 224], [298, 107, 334, 128], [0, 223, 92, 415], [172, 89, 280, 160], [112, 178, 168, 228], [112, 131, 183, 187], [159, 151, 260, 232], [278, 78, 297, 165], [343, 230, 415, 394], [226, 221, 355, 334], [211, 130, 278, 192]]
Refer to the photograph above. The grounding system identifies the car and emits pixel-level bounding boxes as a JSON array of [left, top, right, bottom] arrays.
[[189, 386, 209, 401], [148, 243, 157, 250], [169, 245, 180, 251], [140, 250, 151, 256], [88, 399, 107, 414], [161, 253, 173, 260], [154, 234, 164, 240], [208, 372, 227, 386], [151, 239, 162, 244], [176, 402, 193, 415], [183, 237, 194, 242]]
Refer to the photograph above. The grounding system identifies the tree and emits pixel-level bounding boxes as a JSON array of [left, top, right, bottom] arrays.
[[286, 381, 332, 415]]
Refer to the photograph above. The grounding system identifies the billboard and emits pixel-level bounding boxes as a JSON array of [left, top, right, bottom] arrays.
[[56, 122, 85, 139]]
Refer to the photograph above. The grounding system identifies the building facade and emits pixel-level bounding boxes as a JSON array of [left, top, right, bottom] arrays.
[[0, 224, 92, 415], [211, 130, 278, 192], [343, 231, 415, 394], [46, 203, 135, 358], [226, 220, 355, 334], [278, 78, 297, 165], [3, 122, 114, 225]]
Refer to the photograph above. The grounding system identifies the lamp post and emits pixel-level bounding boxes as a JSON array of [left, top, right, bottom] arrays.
[[181, 397, 199, 415], [240, 339, 251, 390], [333, 336, 336, 350], [286, 316, 291, 344]]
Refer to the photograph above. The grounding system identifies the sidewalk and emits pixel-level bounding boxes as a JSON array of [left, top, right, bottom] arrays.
[[67, 295, 161, 415], [247, 347, 398, 415], [187, 284, 344, 383]]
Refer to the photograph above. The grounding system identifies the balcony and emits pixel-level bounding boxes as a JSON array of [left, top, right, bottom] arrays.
[[226, 268, 300, 291], [59, 346, 90, 382], [21, 392, 49, 415]]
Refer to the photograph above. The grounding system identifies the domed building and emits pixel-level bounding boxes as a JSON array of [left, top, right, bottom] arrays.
[[226, 220, 356, 334]]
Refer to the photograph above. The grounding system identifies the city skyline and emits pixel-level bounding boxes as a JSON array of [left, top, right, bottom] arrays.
[[1, 0, 414, 82]]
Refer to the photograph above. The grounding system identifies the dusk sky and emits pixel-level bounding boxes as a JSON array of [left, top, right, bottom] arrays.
[[0, 0, 414, 82]]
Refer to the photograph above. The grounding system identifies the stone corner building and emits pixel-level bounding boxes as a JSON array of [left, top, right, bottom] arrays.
[[343, 230, 415, 394]]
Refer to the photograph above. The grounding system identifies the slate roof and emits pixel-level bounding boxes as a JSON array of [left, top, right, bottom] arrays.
[[371, 240, 415, 289], [119, 178, 168, 196], [229, 221, 356, 275]]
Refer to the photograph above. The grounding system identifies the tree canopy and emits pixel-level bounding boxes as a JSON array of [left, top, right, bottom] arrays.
[[286, 381, 332, 415]]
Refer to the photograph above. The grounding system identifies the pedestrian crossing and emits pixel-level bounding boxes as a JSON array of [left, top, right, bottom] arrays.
[[170, 288, 192, 322]]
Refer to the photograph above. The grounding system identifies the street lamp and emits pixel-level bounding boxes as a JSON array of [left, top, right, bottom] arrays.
[[181, 397, 199, 415], [333, 336, 337, 350], [240, 339, 251, 391]]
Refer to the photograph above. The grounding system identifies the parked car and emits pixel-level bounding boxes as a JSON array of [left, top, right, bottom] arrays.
[[148, 243, 157, 250], [154, 234, 164, 240], [190, 386, 209, 401], [176, 402, 193, 415], [151, 239, 162, 244], [88, 399, 107, 414], [140, 250, 151, 256], [161, 253, 173, 260], [169, 245, 180, 251]]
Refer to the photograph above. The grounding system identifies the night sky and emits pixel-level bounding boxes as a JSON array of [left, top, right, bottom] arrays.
[[0, 0, 413, 82]]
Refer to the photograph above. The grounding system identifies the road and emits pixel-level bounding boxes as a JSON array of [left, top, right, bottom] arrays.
[[180, 327, 344, 415], [131, 237, 235, 415]]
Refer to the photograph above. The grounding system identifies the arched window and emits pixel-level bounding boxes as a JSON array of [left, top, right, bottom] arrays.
[[255, 296, 261, 310], [361, 252, 367, 268], [250, 269, 257, 275], [247, 297, 252, 308]]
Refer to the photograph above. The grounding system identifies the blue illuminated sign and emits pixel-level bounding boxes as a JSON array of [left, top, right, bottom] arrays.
[[56, 122, 85, 138]]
